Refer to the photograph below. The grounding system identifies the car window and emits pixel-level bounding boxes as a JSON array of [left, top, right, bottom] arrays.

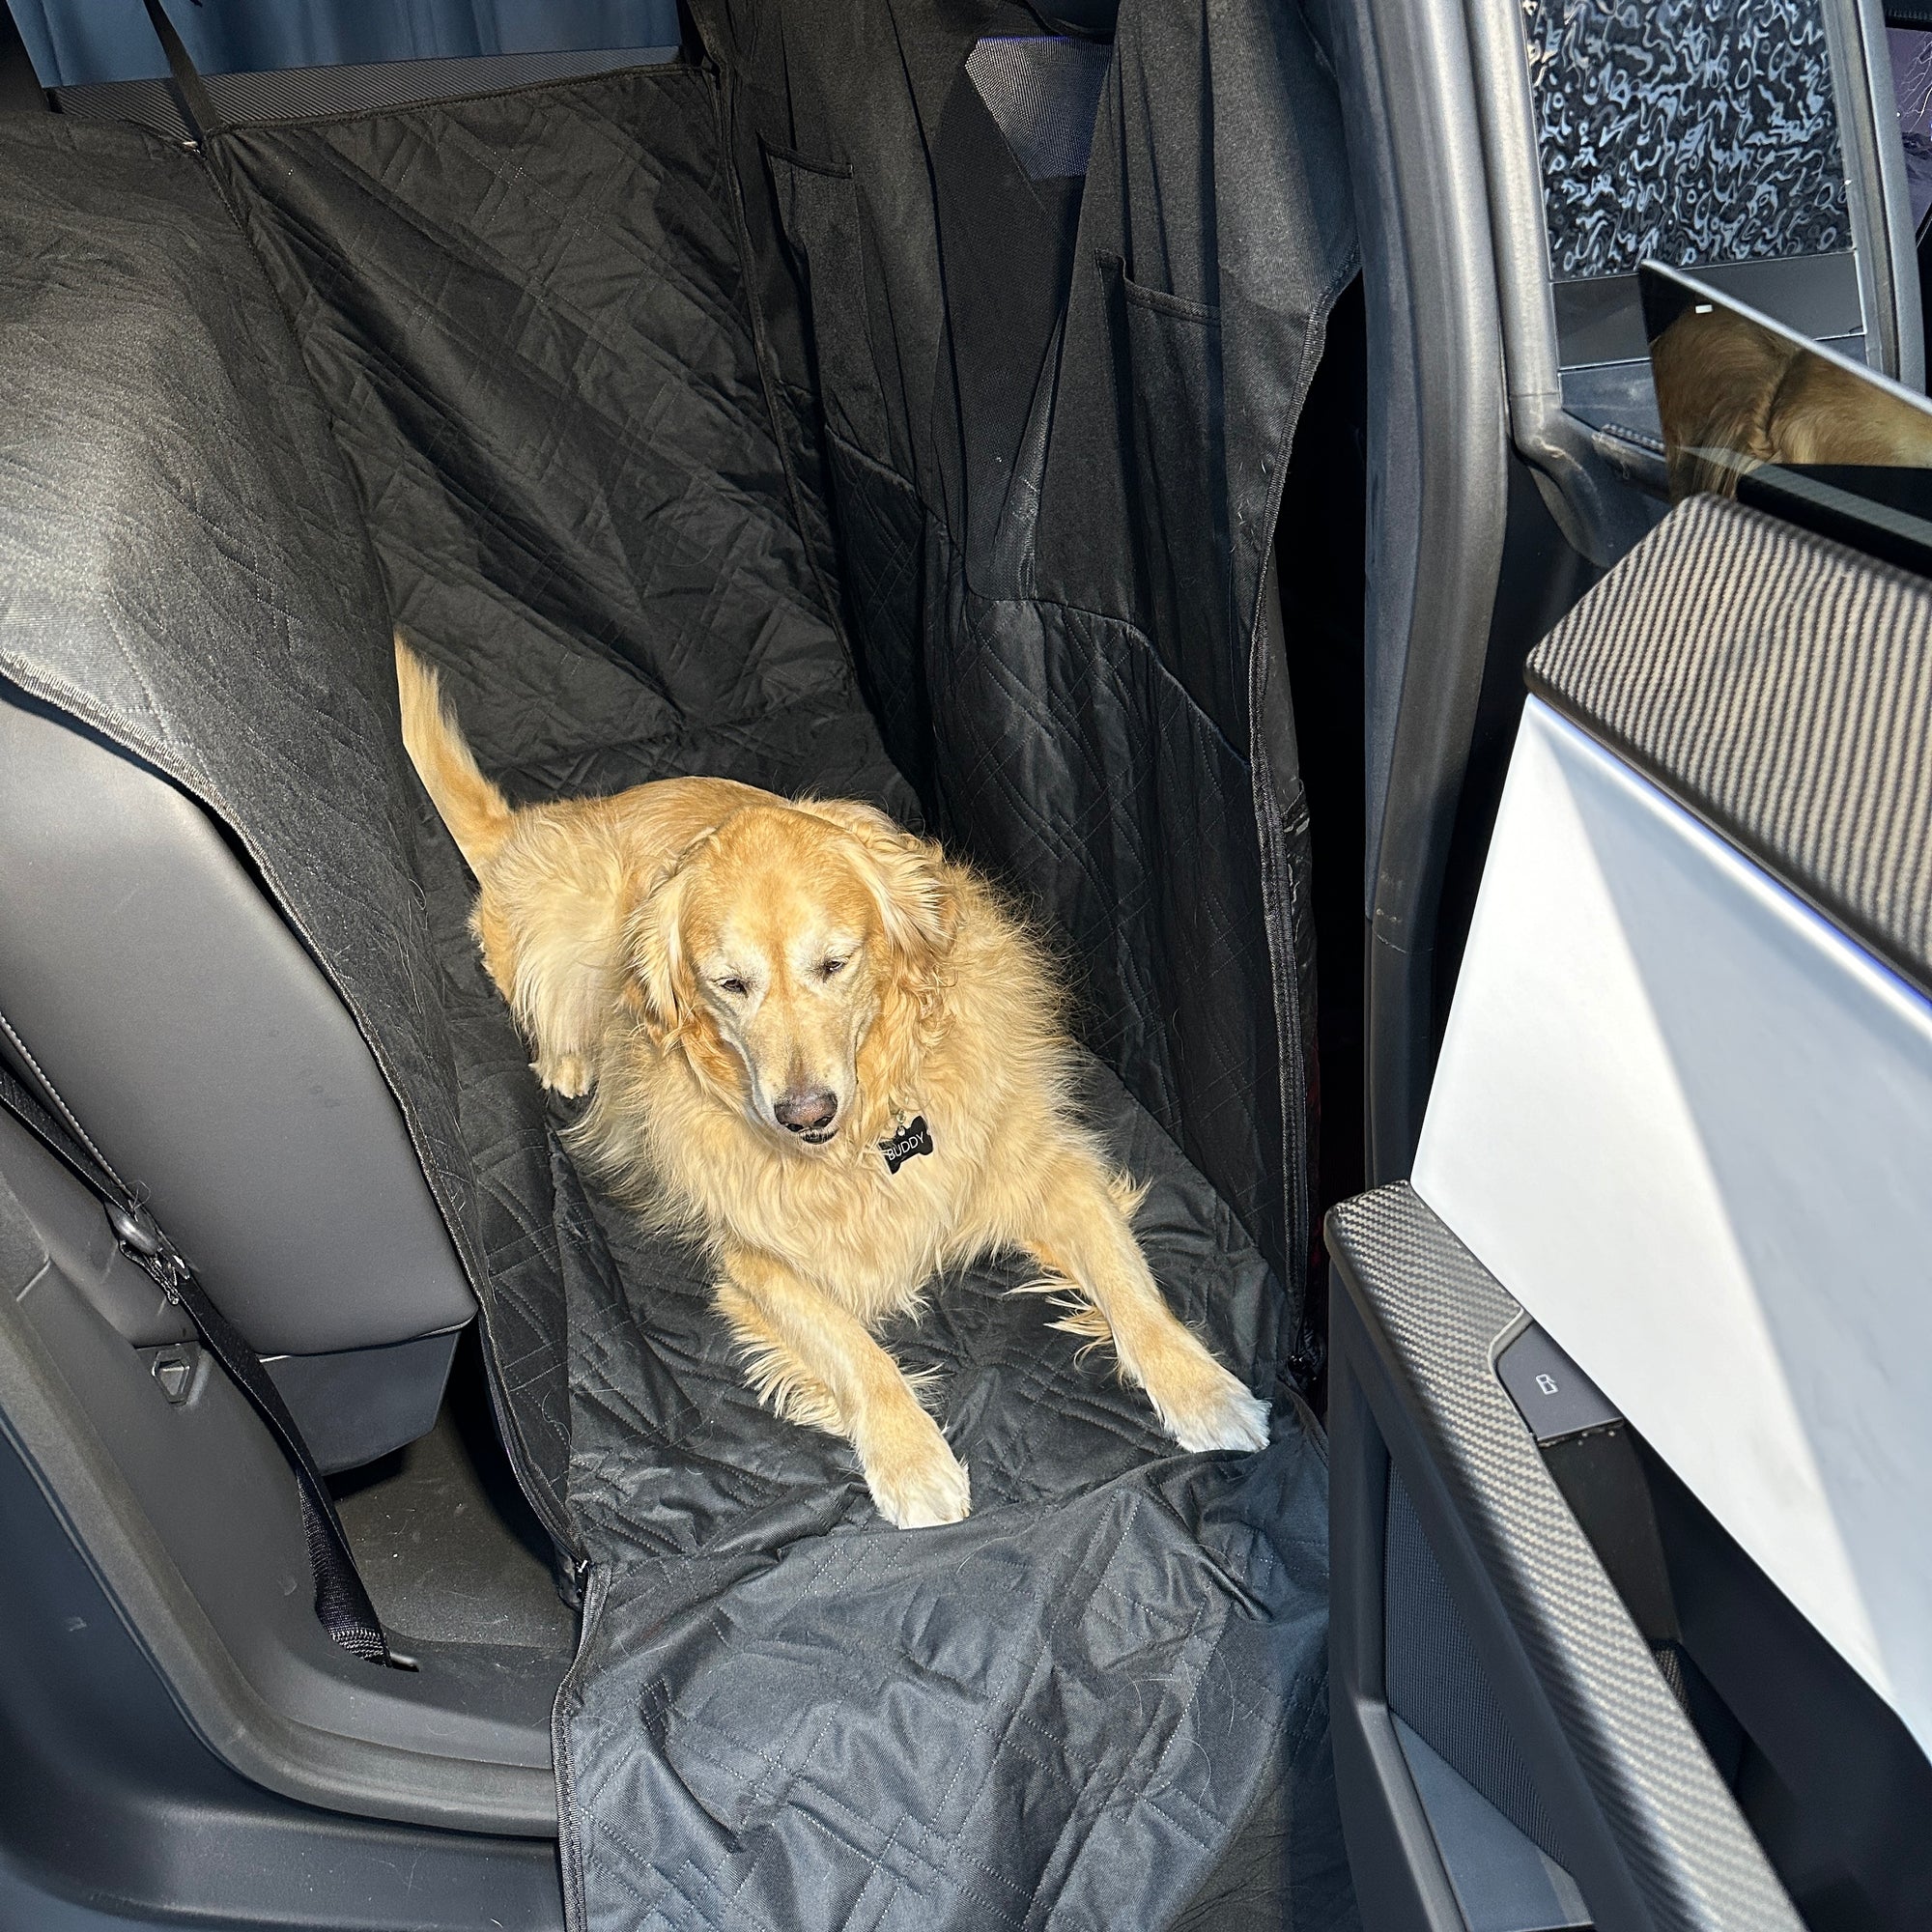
[[6, 0, 679, 88]]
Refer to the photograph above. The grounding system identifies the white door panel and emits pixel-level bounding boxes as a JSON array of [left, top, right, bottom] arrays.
[[1415, 697, 1932, 1760]]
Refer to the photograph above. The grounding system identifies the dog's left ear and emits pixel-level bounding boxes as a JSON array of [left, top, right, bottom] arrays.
[[624, 866, 695, 1044], [809, 801, 957, 963]]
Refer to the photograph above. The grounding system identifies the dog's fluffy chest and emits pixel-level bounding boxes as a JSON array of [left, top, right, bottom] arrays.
[[591, 1023, 1043, 1326], [690, 1099, 1007, 1321]]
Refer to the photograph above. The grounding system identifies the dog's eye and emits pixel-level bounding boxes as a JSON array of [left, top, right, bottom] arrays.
[[717, 976, 750, 998], [820, 957, 846, 979]]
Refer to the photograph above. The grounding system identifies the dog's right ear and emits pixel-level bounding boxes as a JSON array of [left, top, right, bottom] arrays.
[[624, 867, 695, 1045]]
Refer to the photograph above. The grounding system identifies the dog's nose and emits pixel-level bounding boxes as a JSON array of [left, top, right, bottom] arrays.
[[775, 1089, 838, 1136]]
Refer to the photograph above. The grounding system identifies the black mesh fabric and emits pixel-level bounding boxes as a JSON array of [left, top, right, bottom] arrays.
[[1382, 1464, 1571, 1862], [965, 35, 1114, 180], [0, 5, 1356, 1920]]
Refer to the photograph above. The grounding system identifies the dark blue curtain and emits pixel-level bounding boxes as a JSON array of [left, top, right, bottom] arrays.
[[9, 1, 680, 87]]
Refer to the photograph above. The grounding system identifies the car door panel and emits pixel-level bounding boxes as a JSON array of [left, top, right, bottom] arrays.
[[1331, 492, 1932, 1930], [1329, 1184, 1804, 1932]]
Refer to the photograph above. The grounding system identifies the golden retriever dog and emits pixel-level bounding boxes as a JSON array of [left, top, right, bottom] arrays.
[[396, 639, 1269, 1526], [1652, 301, 1932, 499]]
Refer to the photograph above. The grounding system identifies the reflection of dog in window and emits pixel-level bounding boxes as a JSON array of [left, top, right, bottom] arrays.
[[395, 639, 1269, 1529], [1651, 304, 1932, 499]]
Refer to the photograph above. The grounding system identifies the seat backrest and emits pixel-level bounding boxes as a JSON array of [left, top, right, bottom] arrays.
[[0, 688, 473, 1362]]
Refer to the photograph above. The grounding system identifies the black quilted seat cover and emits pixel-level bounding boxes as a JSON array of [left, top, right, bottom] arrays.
[[0, 2, 1356, 1921]]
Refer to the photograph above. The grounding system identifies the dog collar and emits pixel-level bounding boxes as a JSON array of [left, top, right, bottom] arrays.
[[878, 1111, 934, 1174]]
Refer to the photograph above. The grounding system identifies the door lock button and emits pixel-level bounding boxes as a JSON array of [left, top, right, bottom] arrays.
[[1495, 1323, 1620, 1444]]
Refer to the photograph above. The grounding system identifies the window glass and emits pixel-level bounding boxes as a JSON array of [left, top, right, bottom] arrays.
[[7, 0, 679, 89]]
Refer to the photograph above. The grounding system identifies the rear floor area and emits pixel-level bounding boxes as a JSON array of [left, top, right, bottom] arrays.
[[334, 1336, 577, 1657]]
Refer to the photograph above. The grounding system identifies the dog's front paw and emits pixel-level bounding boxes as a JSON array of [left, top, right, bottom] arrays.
[[535, 1052, 593, 1099], [1143, 1345, 1271, 1455], [862, 1410, 972, 1528]]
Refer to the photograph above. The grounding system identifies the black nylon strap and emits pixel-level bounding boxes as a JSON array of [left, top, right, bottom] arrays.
[[139, 0, 222, 141], [0, 1053, 403, 1668]]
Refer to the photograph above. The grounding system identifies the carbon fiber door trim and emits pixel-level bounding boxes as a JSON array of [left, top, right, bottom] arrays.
[[1327, 1182, 1800, 1932], [1528, 492, 1932, 999]]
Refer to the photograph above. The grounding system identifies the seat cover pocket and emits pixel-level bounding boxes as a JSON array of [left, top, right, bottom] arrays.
[[765, 144, 893, 460]]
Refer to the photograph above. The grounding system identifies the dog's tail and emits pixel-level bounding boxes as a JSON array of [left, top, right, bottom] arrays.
[[394, 634, 516, 871]]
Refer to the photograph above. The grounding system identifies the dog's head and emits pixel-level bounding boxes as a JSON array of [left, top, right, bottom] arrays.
[[624, 801, 955, 1148]]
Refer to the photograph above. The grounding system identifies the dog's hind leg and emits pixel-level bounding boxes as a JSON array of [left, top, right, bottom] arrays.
[[1018, 1155, 1270, 1455], [717, 1244, 971, 1528]]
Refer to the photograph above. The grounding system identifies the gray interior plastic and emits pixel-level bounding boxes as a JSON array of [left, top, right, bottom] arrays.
[[0, 1126, 566, 1834], [0, 685, 475, 1361], [1305, 0, 1511, 1182], [0, 1378, 566, 1931], [265, 1329, 461, 1474], [0, 1091, 457, 1469], [1391, 1717, 1589, 1932]]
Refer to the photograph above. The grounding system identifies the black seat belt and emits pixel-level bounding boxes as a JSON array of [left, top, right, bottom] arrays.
[[139, 0, 222, 143], [0, 1048, 407, 1669]]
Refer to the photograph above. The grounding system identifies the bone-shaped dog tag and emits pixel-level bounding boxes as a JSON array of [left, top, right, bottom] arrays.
[[879, 1114, 934, 1174]]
